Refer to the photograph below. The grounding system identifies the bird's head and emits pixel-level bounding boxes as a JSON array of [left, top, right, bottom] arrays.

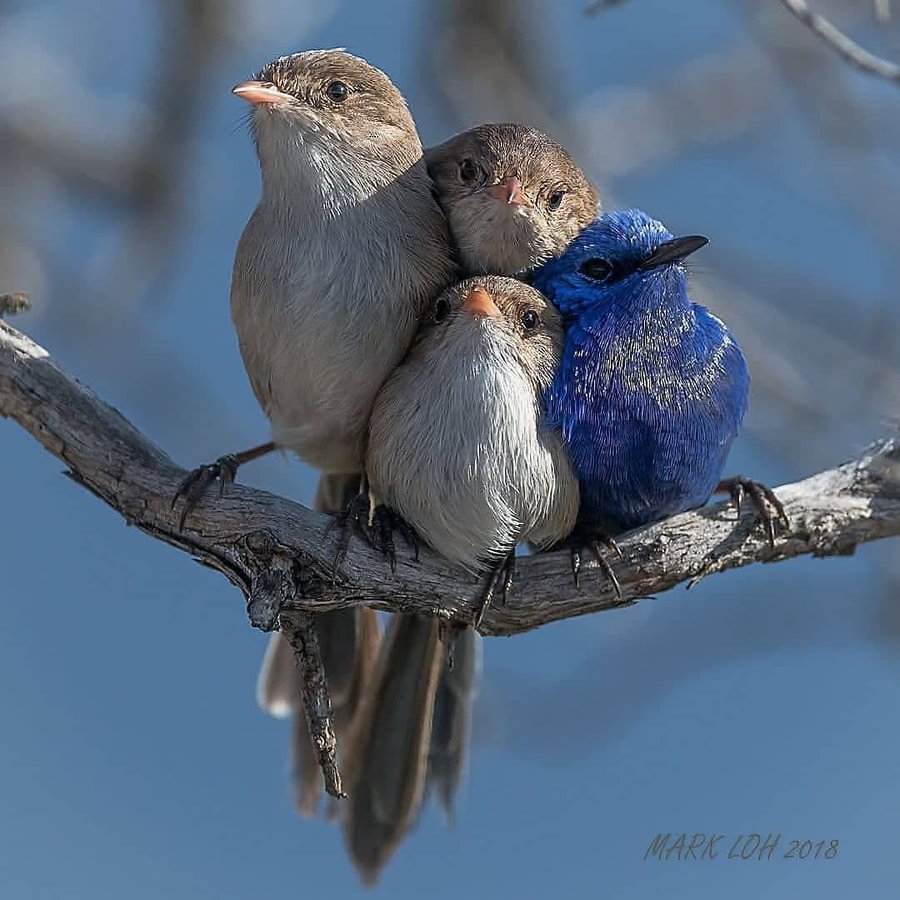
[[532, 209, 708, 318], [419, 276, 564, 391], [233, 49, 422, 182], [425, 124, 599, 276]]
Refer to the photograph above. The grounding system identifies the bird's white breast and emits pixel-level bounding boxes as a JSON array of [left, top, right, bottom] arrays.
[[367, 323, 579, 569], [231, 142, 451, 472]]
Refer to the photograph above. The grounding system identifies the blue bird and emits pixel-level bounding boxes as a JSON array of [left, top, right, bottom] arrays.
[[532, 209, 786, 588]]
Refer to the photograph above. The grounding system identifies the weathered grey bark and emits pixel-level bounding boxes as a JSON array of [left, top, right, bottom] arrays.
[[3, 319, 900, 635], [279, 609, 345, 799]]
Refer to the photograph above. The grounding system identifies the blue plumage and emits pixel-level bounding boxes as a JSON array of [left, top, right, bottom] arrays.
[[533, 209, 750, 535]]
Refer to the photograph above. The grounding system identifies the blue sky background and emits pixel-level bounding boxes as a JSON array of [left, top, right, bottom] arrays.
[[3, 1, 900, 897]]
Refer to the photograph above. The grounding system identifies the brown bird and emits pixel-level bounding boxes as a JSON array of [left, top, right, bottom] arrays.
[[175, 48, 456, 824], [347, 278, 579, 883], [425, 122, 599, 275], [343, 129, 597, 881]]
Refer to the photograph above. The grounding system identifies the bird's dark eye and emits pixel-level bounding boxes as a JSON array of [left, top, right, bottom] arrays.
[[326, 80, 350, 102], [547, 190, 565, 211], [459, 158, 480, 183], [578, 258, 613, 281], [434, 297, 451, 322], [521, 310, 540, 331]]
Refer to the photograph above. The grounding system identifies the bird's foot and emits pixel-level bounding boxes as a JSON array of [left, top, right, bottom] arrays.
[[326, 491, 375, 580], [367, 504, 421, 573], [473, 552, 516, 629], [172, 440, 276, 530], [327, 495, 419, 577], [716, 476, 789, 547], [172, 454, 239, 530], [570, 534, 622, 599]]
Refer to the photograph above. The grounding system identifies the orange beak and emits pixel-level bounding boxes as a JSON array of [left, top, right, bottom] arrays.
[[462, 287, 501, 319], [486, 176, 531, 207], [232, 80, 293, 106]]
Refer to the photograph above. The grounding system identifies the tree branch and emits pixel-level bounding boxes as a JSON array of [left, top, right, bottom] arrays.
[[586, 0, 900, 86], [2, 318, 900, 640], [279, 609, 345, 799], [776, 0, 900, 83]]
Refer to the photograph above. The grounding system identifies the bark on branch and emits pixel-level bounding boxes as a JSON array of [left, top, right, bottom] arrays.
[[3, 318, 900, 639]]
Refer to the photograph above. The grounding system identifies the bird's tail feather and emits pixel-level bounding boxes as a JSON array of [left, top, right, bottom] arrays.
[[427, 626, 481, 824], [342, 614, 444, 884]]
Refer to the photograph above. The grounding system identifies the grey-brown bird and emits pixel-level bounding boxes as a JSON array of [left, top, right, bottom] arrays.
[[177, 49, 456, 820], [343, 123, 599, 879], [425, 122, 599, 275], [346, 278, 579, 882]]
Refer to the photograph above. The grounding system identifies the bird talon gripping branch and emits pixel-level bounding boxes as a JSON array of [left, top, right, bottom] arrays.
[[328, 491, 421, 575], [172, 456, 237, 528], [572, 537, 623, 598], [326, 491, 375, 577], [474, 552, 517, 629], [717, 476, 790, 547], [173, 442, 276, 529], [369, 505, 421, 571]]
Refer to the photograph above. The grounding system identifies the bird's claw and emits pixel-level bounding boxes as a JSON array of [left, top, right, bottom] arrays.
[[369, 505, 420, 573], [326, 491, 374, 580], [474, 552, 516, 629], [327, 497, 419, 578], [172, 454, 239, 530], [717, 476, 789, 548], [381, 509, 420, 563], [570, 535, 623, 599]]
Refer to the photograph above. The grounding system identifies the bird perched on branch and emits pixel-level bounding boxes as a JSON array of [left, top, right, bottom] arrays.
[[341, 122, 599, 879], [532, 209, 787, 585], [346, 276, 579, 881], [175, 49, 456, 818], [426, 122, 599, 275]]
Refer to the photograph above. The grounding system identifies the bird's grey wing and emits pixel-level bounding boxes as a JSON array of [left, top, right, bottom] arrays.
[[342, 614, 443, 884], [427, 626, 480, 823]]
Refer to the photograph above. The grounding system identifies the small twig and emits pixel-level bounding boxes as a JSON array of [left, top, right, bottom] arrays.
[[777, 0, 900, 82], [584, 0, 631, 13], [279, 610, 345, 800], [586, 0, 900, 84]]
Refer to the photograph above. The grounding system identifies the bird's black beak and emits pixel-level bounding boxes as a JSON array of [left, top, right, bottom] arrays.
[[639, 235, 708, 270]]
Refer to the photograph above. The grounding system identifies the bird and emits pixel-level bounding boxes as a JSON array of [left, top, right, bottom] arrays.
[[344, 276, 580, 882], [426, 122, 599, 276], [339, 124, 599, 878], [532, 208, 787, 585], [174, 49, 457, 817]]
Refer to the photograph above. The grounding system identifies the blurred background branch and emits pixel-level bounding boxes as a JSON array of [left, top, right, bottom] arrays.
[[777, 0, 900, 81]]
